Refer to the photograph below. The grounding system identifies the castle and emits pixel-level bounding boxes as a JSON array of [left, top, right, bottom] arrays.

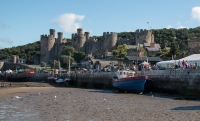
[[40, 28, 160, 64], [40, 29, 67, 63]]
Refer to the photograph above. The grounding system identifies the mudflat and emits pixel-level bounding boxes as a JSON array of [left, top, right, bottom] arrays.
[[0, 87, 200, 121]]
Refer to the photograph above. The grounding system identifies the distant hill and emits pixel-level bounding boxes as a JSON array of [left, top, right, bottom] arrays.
[[0, 41, 40, 64]]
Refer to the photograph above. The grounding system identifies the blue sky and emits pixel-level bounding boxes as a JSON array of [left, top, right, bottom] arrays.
[[0, 0, 200, 49]]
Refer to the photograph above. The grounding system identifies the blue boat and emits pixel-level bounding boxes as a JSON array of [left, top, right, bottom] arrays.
[[112, 70, 148, 92]]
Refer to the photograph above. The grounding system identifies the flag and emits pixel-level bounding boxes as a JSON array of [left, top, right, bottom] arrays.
[[146, 56, 148, 63]]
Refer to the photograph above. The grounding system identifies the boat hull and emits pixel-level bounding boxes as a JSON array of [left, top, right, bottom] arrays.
[[112, 76, 146, 92]]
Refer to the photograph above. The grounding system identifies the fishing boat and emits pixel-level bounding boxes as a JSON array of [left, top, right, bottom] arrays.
[[112, 70, 148, 92]]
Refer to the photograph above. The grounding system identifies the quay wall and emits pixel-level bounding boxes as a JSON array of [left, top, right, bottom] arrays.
[[70, 72, 115, 89], [142, 69, 200, 96], [2, 69, 200, 96]]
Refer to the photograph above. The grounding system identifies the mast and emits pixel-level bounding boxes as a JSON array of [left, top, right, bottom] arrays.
[[68, 53, 71, 77], [136, 43, 139, 71], [53, 60, 55, 77], [59, 60, 61, 77]]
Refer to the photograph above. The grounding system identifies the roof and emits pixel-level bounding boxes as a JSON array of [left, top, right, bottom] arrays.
[[144, 43, 160, 48], [125, 56, 163, 62], [146, 47, 160, 51], [179, 54, 200, 61], [127, 45, 137, 49], [156, 54, 200, 65]]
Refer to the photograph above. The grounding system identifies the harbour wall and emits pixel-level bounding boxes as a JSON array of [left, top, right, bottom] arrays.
[[142, 69, 200, 96], [1, 69, 200, 96], [70, 72, 115, 89]]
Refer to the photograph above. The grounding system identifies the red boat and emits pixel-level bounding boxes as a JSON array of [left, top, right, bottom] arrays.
[[47, 77, 57, 81]]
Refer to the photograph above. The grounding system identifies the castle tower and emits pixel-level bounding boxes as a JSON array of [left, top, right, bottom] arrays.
[[110, 32, 117, 49], [77, 28, 86, 52], [50, 29, 55, 37], [102, 32, 117, 51], [11, 55, 17, 63], [40, 29, 55, 63], [135, 29, 154, 45], [85, 32, 90, 41], [57, 32, 63, 44]]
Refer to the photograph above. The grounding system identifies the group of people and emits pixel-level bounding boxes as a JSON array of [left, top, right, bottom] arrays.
[[179, 60, 199, 69]]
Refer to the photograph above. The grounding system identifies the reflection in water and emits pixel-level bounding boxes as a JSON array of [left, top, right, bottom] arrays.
[[0, 100, 39, 120], [0, 90, 74, 121]]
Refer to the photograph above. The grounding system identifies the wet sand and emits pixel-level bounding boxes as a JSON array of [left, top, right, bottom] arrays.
[[0, 87, 200, 121]]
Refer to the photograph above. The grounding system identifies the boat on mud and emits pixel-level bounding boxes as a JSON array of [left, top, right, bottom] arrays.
[[112, 70, 148, 92]]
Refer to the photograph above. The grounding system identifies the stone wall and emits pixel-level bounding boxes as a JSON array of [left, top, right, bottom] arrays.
[[70, 72, 116, 89], [142, 69, 200, 96]]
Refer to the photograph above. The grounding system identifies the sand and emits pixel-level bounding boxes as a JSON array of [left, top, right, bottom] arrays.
[[0, 86, 200, 121]]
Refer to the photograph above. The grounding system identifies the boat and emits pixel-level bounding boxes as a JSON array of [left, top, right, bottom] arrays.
[[55, 53, 71, 86], [47, 76, 57, 81], [55, 77, 71, 85], [112, 70, 148, 92]]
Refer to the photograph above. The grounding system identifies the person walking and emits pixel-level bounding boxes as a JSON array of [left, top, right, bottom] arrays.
[[195, 61, 198, 69]]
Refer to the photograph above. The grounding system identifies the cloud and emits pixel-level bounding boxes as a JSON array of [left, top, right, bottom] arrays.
[[191, 6, 200, 21], [0, 46, 3, 49], [167, 25, 173, 29], [0, 38, 13, 45], [176, 22, 187, 29], [53, 13, 85, 33]]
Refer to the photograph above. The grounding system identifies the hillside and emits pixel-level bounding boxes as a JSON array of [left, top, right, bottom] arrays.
[[0, 27, 200, 64]]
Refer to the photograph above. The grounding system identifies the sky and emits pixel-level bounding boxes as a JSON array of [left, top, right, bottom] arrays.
[[0, 0, 200, 49]]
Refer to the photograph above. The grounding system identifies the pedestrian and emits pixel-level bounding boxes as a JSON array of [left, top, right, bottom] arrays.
[[182, 60, 185, 69], [195, 61, 198, 69], [185, 61, 188, 68]]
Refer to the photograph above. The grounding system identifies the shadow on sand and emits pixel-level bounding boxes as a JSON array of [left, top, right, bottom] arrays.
[[171, 105, 200, 110]]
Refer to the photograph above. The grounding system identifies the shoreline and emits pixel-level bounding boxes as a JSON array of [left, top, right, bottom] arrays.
[[0, 87, 57, 99]]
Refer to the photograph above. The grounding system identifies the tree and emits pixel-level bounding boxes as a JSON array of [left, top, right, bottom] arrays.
[[60, 55, 74, 69], [181, 51, 187, 57], [138, 45, 147, 56], [61, 46, 75, 55], [49, 60, 60, 69], [170, 42, 180, 56], [112, 44, 128, 59], [40, 62, 46, 67], [61, 46, 85, 63], [73, 52, 85, 63], [112, 44, 128, 66]]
